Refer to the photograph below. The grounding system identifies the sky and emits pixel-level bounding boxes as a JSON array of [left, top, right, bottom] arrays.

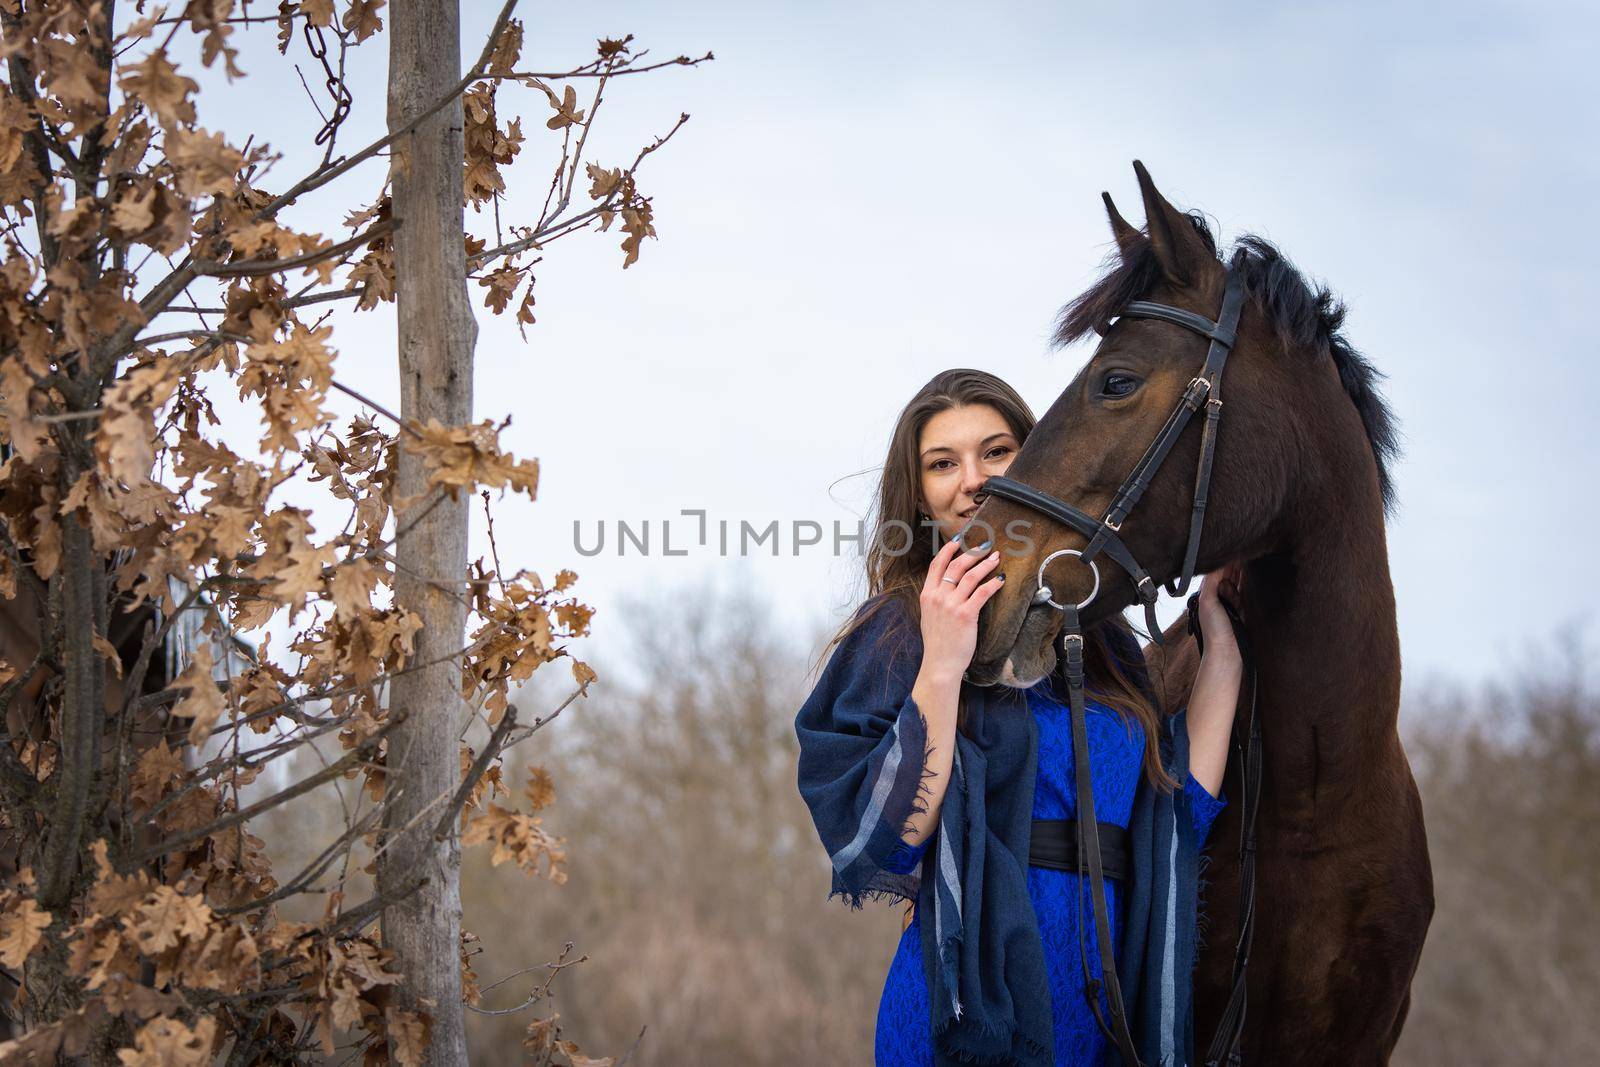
[[179, 0, 1599, 702]]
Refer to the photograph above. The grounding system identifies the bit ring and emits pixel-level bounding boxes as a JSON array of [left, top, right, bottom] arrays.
[[1035, 548, 1100, 611]]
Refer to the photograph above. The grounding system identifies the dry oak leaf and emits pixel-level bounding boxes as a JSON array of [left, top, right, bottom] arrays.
[[165, 126, 244, 198], [524, 766, 556, 812], [0, 358, 51, 463], [17, 739, 56, 782], [0, 895, 52, 968], [404, 418, 539, 499], [171, 644, 226, 746], [554, 600, 594, 635], [88, 839, 154, 918], [71, 925, 141, 992], [299, 0, 336, 28], [343, 0, 386, 42], [40, 34, 111, 114], [96, 973, 185, 1020], [487, 18, 523, 75], [459, 744, 505, 817], [460, 929, 483, 1005], [478, 264, 520, 314], [131, 740, 185, 810], [98, 358, 182, 488], [585, 163, 622, 201], [619, 203, 656, 269], [108, 181, 157, 233], [116, 1015, 217, 1067], [327, 556, 383, 620], [118, 51, 198, 126], [187, 922, 262, 993], [541, 83, 585, 130], [387, 1008, 430, 1067], [461, 802, 567, 882], [523, 1012, 559, 1054], [126, 885, 215, 954]]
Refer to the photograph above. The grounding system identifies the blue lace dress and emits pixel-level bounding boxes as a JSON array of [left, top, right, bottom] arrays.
[[874, 681, 1228, 1066]]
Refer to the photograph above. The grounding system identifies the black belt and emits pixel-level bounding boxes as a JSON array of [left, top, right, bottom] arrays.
[[1030, 819, 1130, 881]]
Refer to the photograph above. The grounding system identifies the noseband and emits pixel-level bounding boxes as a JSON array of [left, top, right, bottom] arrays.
[[971, 267, 1259, 1067]]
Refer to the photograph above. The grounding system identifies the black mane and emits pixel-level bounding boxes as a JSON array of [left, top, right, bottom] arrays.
[[1054, 215, 1401, 514]]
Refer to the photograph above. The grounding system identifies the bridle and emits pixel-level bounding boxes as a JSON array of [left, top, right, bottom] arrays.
[[977, 266, 1246, 645], [973, 266, 1262, 1067]]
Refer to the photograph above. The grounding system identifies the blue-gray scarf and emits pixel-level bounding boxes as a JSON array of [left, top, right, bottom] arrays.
[[795, 595, 1206, 1066]]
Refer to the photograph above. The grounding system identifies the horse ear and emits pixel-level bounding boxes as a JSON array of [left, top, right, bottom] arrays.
[[1132, 159, 1208, 284], [1101, 191, 1141, 259]]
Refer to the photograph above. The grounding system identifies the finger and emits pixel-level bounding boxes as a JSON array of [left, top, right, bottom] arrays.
[[955, 548, 1003, 596], [970, 571, 1007, 609], [923, 537, 964, 591], [943, 541, 991, 584], [1219, 562, 1243, 601]]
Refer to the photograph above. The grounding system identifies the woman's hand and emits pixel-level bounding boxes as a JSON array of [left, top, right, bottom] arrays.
[[901, 538, 1003, 849], [917, 536, 1005, 685], [1187, 563, 1247, 797], [1195, 561, 1245, 668]]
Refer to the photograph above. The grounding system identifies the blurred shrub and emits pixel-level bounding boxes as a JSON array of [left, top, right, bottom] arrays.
[[1395, 634, 1600, 1064], [461, 582, 900, 1065]]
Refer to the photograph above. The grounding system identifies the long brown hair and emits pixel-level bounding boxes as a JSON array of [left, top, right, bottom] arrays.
[[824, 368, 1177, 792]]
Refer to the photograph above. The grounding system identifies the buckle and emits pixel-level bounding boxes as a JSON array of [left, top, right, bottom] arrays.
[[1103, 515, 1123, 533], [1184, 376, 1212, 407], [1206, 396, 1223, 413]]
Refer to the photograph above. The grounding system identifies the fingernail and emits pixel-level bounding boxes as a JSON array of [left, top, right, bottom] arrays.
[[974, 541, 991, 552]]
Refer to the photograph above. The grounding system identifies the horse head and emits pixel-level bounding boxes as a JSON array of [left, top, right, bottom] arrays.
[[967, 160, 1393, 687]]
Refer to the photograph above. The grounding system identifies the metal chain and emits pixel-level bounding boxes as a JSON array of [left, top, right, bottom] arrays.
[[302, 18, 352, 147]]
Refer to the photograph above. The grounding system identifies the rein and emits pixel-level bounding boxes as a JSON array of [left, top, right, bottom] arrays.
[[971, 268, 1262, 1065], [1190, 594, 1261, 1067]]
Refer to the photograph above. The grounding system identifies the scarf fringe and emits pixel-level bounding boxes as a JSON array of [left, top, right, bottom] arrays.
[[932, 1007, 1052, 1066], [825, 708, 941, 913], [825, 884, 916, 911]]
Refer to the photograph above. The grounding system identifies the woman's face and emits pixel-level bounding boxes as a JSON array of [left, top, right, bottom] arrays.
[[917, 403, 1021, 541]]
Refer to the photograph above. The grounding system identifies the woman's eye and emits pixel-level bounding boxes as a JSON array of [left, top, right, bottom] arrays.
[[1102, 373, 1140, 398], [930, 459, 954, 471], [985, 446, 1012, 461]]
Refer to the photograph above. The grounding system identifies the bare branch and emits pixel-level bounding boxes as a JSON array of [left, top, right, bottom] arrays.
[[121, 712, 404, 872], [508, 51, 714, 81], [433, 706, 518, 842], [469, 112, 690, 269], [192, 218, 397, 278]]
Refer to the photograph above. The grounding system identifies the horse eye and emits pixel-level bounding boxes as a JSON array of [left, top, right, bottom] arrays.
[[1102, 373, 1140, 398]]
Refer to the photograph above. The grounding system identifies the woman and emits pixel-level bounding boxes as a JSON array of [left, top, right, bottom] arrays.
[[794, 369, 1243, 1066]]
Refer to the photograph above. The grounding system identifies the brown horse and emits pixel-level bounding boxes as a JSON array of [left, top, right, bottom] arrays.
[[967, 162, 1433, 1064]]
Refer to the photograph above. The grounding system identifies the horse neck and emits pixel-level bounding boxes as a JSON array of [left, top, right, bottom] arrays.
[[1245, 472, 1402, 806]]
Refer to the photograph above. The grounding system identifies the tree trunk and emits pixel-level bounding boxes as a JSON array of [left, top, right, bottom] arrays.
[[379, 2, 476, 1062]]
